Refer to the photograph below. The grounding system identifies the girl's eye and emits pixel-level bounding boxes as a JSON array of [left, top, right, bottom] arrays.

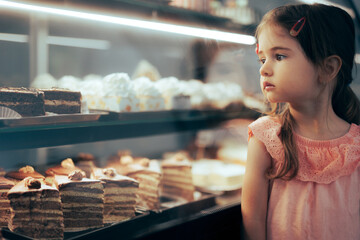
[[275, 54, 286, 61], [258, 58, 266, 64]]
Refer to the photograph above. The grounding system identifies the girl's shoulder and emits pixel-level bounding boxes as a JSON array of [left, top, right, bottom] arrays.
[[248, 116, 281, 140], [248, 116, 283, 159]]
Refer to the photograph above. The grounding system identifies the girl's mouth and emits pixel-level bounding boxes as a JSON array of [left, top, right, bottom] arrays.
[[263, 81, 275, 90]]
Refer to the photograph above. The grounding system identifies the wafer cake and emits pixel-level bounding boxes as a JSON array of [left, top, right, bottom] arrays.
[[161, 154, 195, 201], [93, 168, 139, 223], [54, 170, 104, 231], [7, 177, 64, 240], [0, 177, 14, 228]]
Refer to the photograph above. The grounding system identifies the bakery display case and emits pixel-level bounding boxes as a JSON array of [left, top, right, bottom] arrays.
[[0, 0, 262, 239]]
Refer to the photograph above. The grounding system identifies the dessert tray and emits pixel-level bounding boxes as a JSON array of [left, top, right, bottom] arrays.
[[0, 111, 108, 127], [1, 192, 216, 240]]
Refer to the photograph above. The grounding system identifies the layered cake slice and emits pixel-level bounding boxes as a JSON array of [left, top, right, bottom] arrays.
[[0, 87, 45, 116], [93, 168, 139, 223], [107, 155, 162, 211], [0, 177, 14, 228], [5, 165, 45, 183], [40, 88, 82, 114], [161, 154, 195, 201], [7, 177, 64, 240], [54, 170, 104, 231]]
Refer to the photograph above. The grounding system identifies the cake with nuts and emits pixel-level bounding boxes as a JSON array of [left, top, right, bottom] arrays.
[[7, 177, 64, 240], [93, 167, 139, 223], [108, 155, 161, 211], [54, 170, 104, 231]]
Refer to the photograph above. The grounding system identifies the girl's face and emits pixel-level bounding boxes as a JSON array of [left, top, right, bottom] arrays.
[[257, 24, 320, 104]]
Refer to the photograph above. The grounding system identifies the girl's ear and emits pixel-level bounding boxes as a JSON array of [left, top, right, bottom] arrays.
[[321, 55, 342, 83]]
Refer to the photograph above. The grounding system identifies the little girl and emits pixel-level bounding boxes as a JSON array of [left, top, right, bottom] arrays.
[[241, 3, 360, 240]]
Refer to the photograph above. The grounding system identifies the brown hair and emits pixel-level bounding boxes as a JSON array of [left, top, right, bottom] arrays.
[[256, 4, 360, 180]]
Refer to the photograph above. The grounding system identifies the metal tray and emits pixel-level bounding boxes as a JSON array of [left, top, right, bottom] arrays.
[[0, 111, 108, 128], [1, 192, 216, 240]]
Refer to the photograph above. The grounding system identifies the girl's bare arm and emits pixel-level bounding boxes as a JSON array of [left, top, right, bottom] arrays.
[[241, 136, 272, 240]]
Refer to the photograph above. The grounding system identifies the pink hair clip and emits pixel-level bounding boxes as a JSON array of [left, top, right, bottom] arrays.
[[255, 43, 259, 54], [290, 17, 306, 37]]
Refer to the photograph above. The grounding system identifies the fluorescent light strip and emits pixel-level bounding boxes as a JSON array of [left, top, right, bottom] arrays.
[[0, 33, 27, 42], [47, 36, 110, 50], [0, 33, 110, 49], [0, 0, 256, 45]]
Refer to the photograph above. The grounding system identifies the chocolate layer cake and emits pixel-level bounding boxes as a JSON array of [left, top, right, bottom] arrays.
[[93, 168, 139, 223], [5, 165, 45, 183], [54, 170, 104, 232], [40, 88, 81, 114], [161, 156, 195, 201], [0, 177, 14, 228], [7, 177, 64, 240], [0, 87, 45, 116]]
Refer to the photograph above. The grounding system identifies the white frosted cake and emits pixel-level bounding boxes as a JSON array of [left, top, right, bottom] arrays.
[[81, 73, 140, 112], [192, 159, 245, 190], [155, 77, 191, 110], [133, 77, 165, 111]]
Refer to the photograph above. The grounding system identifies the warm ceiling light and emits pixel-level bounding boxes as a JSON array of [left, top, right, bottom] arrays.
[[0, 0, 256, 45]]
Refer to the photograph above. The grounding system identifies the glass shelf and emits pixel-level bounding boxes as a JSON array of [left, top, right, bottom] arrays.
[[0, 109, 259, 151]]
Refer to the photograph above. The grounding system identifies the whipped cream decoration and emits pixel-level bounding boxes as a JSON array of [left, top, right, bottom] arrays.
[[57, 75, 81, 91], [102, 73, 136, 98], [155, 77, 182, 97], [225, 82, 244, 101], [79, 78, 104, 96], [182, 80, 209, 107], [133, 77, 162, 97], [31, 73, 57, 89]]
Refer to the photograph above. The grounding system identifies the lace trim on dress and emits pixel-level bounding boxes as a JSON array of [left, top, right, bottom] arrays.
[[248, 116, 360, 184]]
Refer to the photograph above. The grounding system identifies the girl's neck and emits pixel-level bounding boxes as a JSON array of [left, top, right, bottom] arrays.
[[288, 104, 350, 140]]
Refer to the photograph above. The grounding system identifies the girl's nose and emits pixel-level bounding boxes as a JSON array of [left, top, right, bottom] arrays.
[[259, 62, 273, 77]]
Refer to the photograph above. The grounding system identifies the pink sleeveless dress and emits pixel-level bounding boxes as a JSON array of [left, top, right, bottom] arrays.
[[248, 116, 360, 240]]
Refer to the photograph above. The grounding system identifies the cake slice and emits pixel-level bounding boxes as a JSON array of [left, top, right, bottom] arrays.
[[0, 177, 14, 228], [161, 154, 195, 201], [40, 88, 81, 114], [107, 155, 162, 211], [5, 165, 45, 183], [54, 170, 104, 232], [7, 177, 64, 240], [93, 168, 139, 223], [0, 87, 45, 116]]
